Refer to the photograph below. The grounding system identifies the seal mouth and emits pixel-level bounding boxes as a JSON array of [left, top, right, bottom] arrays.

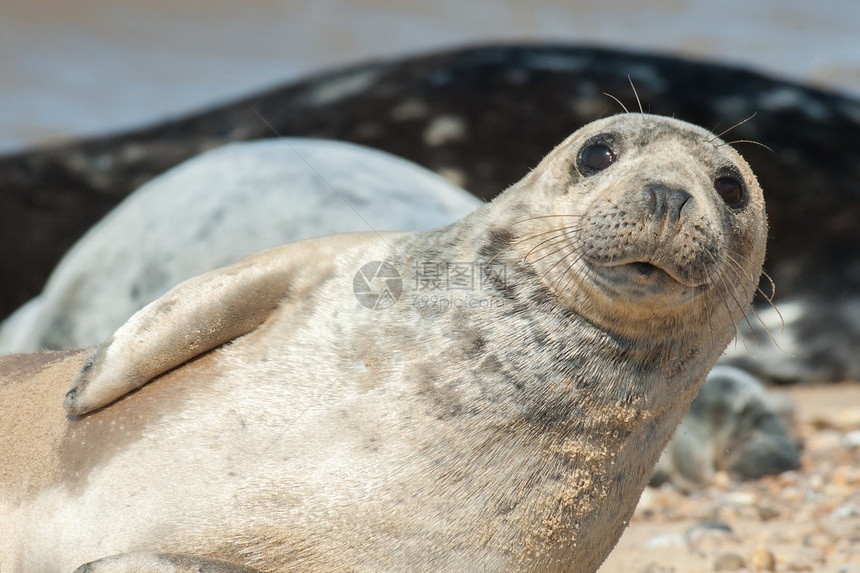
[[609, 259, 706, 289], [585, 259, 706, 303], [630, 261, 663, 278], [616, 261, 676, 286]]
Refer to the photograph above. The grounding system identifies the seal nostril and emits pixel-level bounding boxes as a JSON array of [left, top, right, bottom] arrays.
[[648, 184, 692, 224], [673, 189, 692, 215]]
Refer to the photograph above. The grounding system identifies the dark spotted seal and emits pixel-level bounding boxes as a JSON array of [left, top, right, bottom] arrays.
[[0, 45, 854, 386]]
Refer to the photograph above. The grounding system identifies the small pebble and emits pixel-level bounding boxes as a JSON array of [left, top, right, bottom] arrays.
[[833, 407, 860, 430], [640, 563, 676, 573], [807, 429, 843, 451], [686, 520, 732, 538], [813, 407, 860, 431], [830, 502, 860, 520], [750, 547, 776, 571], [712, 470, 733, 488], [635, 487, 657, 513], [713, 552, 745, 571], [685, 520, 736, 553], [842, 429, 860, 449], [757, 504, 780, 521], [643, 533, 687, 548], [803, 532, 834, 548], [725, 491, 756, 506], [793, 546, 828, 566]]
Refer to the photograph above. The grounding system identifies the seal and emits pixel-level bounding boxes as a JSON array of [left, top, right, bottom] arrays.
[[0, 138, 479, 353], [650, 365, 800, 491], [0, 114, 767, 572]]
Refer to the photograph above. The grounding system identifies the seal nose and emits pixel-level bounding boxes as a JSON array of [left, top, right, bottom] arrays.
[[647, 183, 692, 226]]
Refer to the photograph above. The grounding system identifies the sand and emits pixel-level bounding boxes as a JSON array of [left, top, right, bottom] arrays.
[[600, 382, 860, 572]]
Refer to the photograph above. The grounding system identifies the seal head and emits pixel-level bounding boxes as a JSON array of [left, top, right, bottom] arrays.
[[483, 113, 766, 344]]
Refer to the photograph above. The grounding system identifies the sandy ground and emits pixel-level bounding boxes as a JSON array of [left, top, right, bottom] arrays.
[[600, 383, 860, 573]]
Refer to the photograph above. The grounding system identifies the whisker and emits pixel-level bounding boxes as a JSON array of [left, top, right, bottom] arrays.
[[549, 249, 585, 294], [628, 75, 644, 115], [752, 269, 786, 334], [485, 228, 570, 265], [603, 92, 630, 114], [530, 240, 585, 268], [708, 112, 757, 142], [701, 250, 756, 342], [510, 214, 585, 225], [759, 269, 777, 302], [558, 252, 591, 297], [520, 233, 577, 264], [696, 259, 732, 350], [719, 250, 756, 283], [725, 140, 775, 153], [484, 226, 580, 265], [712, 265, 751, 344], [719, 253, 785, 333], [703, 249, 793, 355], [509, 226, 578, 246], [534, 238, 586, 285]]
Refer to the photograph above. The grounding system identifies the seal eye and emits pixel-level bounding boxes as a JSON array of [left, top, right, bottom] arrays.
[[714, 177, 744, 207], [577, 143, 616, 175]]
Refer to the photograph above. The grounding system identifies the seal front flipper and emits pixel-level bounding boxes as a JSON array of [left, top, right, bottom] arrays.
[[64, 232, 395, 416], [74, 552, 261, 572]]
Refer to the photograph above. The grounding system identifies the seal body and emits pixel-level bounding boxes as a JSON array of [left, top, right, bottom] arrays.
[[0, 114, 767, 572]]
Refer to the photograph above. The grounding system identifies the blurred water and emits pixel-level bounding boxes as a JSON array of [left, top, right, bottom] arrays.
[[1, 0, 858, 153]]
